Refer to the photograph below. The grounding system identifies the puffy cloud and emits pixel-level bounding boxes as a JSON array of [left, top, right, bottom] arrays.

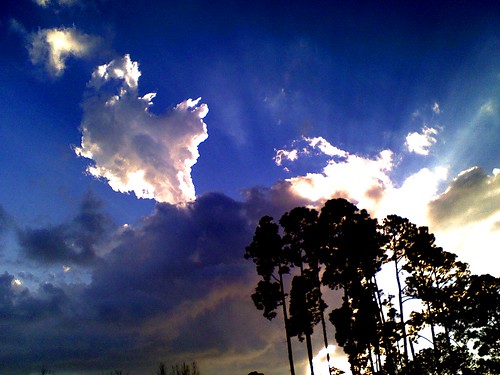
[[29, 26, 99, 77], [274, 137, 395, 214], [405, 126, 439, 155], [75, 55, 209, 204], [273, 135, 444, 223], [274, 149, 299, 166], [305, 136, 348, 158], [274, 136, 348, 168]]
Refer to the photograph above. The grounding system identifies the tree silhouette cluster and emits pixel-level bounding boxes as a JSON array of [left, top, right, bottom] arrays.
[[245, 198, 499, 375]]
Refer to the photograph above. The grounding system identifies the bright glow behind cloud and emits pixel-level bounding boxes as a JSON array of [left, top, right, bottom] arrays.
[[428, 167, 500, 275], [75, 55, 209, 204], [274, 136, 449, 224], [274, 134, 499, 276], [275, 137, 396, 214], [29, 27, 98, 76]]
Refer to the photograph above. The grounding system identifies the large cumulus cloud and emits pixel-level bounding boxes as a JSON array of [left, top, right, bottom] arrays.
[[75, 55, 209, 204]]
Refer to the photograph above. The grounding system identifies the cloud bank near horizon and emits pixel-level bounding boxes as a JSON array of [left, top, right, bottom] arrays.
[[75, 55, 209, 205]]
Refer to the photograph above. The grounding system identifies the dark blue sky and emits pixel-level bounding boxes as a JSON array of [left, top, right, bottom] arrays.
[[0, 1, 498, 374]]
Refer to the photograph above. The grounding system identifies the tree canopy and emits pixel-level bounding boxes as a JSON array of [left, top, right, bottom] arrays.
[[245, 198, 499, 375]]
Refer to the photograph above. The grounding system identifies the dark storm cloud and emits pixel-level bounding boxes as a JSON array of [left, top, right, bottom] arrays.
[[0, 272, 68, 322], [429, 167, 500, 229], [17, 192, 112, 265], [1, 190, 307, 374], [86, 192, 254, 323]]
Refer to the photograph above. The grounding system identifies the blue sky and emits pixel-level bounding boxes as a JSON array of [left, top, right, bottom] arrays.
[[0, 1, 498, 374]]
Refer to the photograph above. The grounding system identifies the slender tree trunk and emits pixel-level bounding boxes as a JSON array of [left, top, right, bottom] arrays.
[[280, 272, 296, 375], [306, 331, 315, 375], [320, 311, 332, 374], [314, 262, 332, 375], [368, 349, 376, 374], [372, 276, 395, 372], [426, 302, 439, 375], [395, 258, 409, 367]]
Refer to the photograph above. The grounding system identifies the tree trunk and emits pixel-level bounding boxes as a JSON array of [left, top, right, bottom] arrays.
[[320, 311, 332, 374], [372, 276, 394, 372], [395, 258, 409, 367], [306, 331, 315, 375], [280, 272, 296, 375]]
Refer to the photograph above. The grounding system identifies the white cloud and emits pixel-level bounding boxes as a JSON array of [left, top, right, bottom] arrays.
[[282, 146, 447, 225], [271, 135, 498, 276], [274, 137, 394, 213], [75, 55, 209, 205], [274, 149, 298, 166], [287, 149, 394, 211], [29, 27, 98, 77], [305, 136, 348, 158], [405, 126, 438, 155], [274, 136, 348, 168]]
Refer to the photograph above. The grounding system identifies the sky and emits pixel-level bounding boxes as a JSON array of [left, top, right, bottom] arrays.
[[0, 0, 498, 374]]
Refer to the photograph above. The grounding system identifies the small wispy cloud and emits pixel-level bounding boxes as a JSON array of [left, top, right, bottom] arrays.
[[274, 136, 347, 168], [432, 102, 441, 114], [274, 149, 298, 166], [405, 126, 439, 155], [305, 136, 348, 158], [29, 26, 99, 77], [75, 55, 209, 204], [479, 100, 495, 115], [33, 0, 80, 7]]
